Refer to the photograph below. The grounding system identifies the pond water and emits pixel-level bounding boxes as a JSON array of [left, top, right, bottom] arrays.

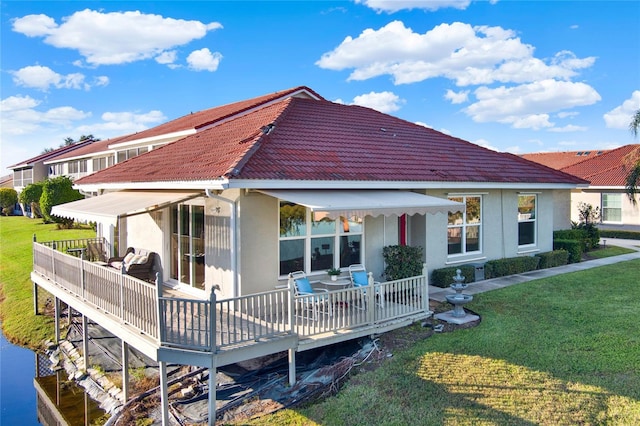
[[1, 328, 105, 425], [0, 329, 40, 425]]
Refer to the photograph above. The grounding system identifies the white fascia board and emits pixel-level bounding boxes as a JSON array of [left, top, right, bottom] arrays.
[[108, 129, 196, 149], [584, 185, 626, 190], [225, 179, 585, 190], [44, 150, 115, 164], [74, 179, 230, 193]]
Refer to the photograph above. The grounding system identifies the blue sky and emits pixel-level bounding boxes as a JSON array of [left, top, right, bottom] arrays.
[[2, 0, 639, 175]]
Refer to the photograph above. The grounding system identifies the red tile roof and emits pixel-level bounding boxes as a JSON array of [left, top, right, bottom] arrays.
[[521, 150, 607, 169], [111, 86, 322, 145], [77, 88, 586, 187], [9, 139, 94, 168], [46, 135, 131, 162], [560, 144, 640, 186]]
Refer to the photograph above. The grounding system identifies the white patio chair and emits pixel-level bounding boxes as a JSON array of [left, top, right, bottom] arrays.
[[348, 264, 384, 309], [289, 271, 332, 320]]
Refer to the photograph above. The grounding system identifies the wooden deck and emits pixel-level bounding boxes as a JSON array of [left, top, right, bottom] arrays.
[[32, 239, 432, 368]]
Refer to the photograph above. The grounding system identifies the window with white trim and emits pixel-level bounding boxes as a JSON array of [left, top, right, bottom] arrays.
[[602, 193, 622, 222], [447, 195, 482, 255], [279, 201, 363, 276], [518, 194, 536, 246]]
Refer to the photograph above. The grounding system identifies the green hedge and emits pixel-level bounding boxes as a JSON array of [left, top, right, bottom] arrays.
[[553, 239, 583, 263], [554, 228, 599, 252], [599, 230, 640, 240], [535, 249, 569, 269], [485, 256, 540, 279], [430, 265, 475, 288]]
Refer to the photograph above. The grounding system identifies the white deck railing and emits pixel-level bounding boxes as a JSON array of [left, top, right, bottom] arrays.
[[33, 239, 430, 354]]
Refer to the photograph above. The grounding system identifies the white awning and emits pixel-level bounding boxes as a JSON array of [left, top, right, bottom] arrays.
[[259, 190, 464, 219], [51, 190, 202, 226]]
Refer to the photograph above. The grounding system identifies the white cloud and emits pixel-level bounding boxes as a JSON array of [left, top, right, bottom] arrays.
[[186, 48, 223, 72], [351, 91, 405, 113], [12, 10, 223, 66], [603, 90, 640, 129], [444, 89, 469, 104], [548, 124, 587, 132], [465, 80, 601, 129], [156, 50, 178, 65], [355, 0, 471, 13], [317, 21, 595, 86], [0, 94, 166, 173], [11, 65, 109, 91]]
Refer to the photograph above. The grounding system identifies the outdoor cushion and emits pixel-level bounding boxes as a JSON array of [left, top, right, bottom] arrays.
[[128, 254, 148, 265], [123, 252, 136, 265], [352, 271, 368, 286], [295, 277, 313, 294]]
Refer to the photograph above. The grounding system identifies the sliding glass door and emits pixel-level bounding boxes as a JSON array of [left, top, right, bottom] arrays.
[[170, 202, 205, 290]]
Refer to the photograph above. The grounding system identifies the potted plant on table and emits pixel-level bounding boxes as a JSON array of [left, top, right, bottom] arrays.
[[327, 267, 341, 281]]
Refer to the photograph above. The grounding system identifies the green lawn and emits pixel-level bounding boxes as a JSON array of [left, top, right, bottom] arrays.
[[0, 215, 95, 348], [254, 258, 640, 425]]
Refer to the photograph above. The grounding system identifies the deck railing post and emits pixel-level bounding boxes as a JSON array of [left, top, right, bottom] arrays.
[[367, 272, 375, 324], [287, 274, 294, 333], [120, 264, 126, 320], [33, 235, 39, 315], [157, 275, 164, 344], [422, 262, 429, 313], [51, 242, 57, 279], [80, 250, 86, 299], [209, 287, 217, 352]]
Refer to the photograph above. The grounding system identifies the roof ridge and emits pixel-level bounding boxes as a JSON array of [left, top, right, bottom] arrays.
[[222, 97, 297, 178]]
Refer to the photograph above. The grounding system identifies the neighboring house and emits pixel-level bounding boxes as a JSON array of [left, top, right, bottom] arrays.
[[522, 145, 640, 229], [34, 86, 587, 424]]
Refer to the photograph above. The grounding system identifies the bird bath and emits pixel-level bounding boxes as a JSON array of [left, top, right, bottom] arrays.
[[435, 269, 479, 325], [445, 269, 473, 317]]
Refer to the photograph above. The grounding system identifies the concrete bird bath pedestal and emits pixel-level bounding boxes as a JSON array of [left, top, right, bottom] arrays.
[[435, 269, 480, 325]]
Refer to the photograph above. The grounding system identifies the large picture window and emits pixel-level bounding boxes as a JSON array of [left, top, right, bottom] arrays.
[[279, 201, 363, 276], [518, 194, 536, 246], [447, 195, 481, 255], [602, 193, 622, 223]]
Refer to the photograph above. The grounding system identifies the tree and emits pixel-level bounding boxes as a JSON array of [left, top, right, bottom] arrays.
[[626, 109, 640, 204], [0, 188, 18, 215], [40, 134, 100, 154], [40, 176, 83, 226], [19, 182, 44, 218]]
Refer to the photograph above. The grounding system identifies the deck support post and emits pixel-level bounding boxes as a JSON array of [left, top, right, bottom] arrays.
[[54, 297, 60, 343], [122, 341, 129, 401], [159, 361, 169, 426], [208, 356, 217, 426], [82, 314, 89, 370], [33, 282, 39, 315], [288, 348, 296, 386]]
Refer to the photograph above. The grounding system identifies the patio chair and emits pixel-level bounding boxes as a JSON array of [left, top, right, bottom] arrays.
[[86, 240, 107, 263], [348, 264, 384, 309], [290, 271, 332, 320]]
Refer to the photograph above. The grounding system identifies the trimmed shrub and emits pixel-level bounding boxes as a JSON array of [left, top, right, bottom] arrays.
[[536, 250, 569, 269], [554, 239, 583, 263], [599, 230, 640, 241], [382, 245, 423, 281], [0, 188, 18, 215], [431, 265, 475, 288], [485, 256, 540, 279]]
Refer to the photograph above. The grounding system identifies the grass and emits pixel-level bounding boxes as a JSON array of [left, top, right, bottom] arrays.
[[250, 258, 640, 425], [0, 215, 95, 349]]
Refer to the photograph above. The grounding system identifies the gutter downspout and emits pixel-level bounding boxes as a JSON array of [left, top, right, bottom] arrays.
[[205, 189, 238, 298]]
